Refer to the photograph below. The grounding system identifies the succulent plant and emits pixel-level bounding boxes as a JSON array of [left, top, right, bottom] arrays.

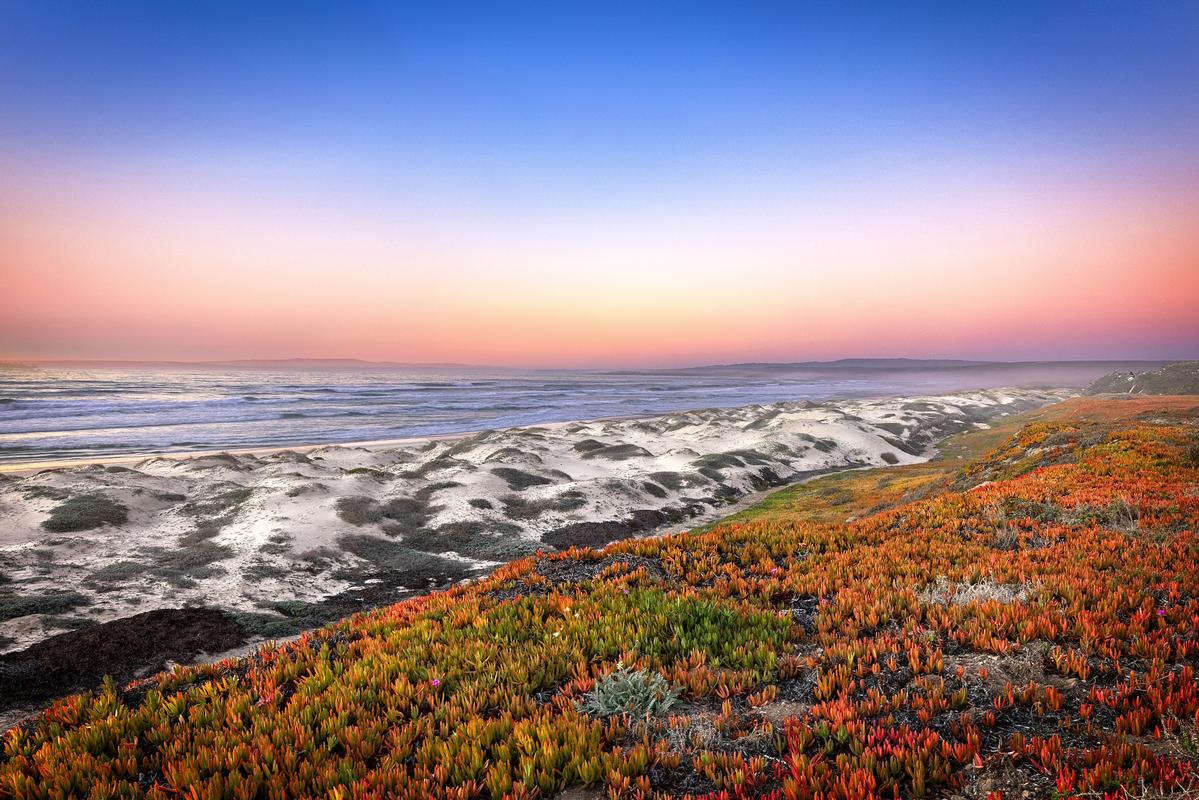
[[578, 664, 680, 719]]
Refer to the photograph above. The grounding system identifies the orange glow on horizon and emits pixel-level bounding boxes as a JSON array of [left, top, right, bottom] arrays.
[[2, 156, 1197, 367]]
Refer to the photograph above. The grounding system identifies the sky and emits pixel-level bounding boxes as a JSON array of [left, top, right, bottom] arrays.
[[1, 1, 1197, 368]]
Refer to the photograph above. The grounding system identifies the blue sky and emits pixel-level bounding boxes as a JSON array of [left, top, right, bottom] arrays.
[[2, 1, 1197, 365], [5, 1, 1196, 175]]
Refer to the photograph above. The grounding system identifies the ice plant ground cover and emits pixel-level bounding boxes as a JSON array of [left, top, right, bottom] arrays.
[[2, 396, 1198, 799]]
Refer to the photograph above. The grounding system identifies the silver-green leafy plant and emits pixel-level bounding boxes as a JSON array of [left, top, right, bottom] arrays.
[[577, 664, 680, 719]]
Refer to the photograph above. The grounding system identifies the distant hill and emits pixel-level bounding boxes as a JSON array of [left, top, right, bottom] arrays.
[[1084, 361, 1199, 395], [636, 358, 994, 372], [611, 359, 1174, 390], [618, 358, 1170, 374]]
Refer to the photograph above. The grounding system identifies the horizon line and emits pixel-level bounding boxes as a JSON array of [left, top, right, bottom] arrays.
[[0, 356, 1187, 372]]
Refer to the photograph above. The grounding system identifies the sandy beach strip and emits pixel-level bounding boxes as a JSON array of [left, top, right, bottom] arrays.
[[0, 410, 702, 476]]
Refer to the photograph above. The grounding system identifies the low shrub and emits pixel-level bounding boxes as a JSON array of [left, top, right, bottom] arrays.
[[490, 467, 554, 490], [0, 590, 90, 621], [82, 561, 144, 590], [336, 495, 381, 525], [41, 493, 128, 532], [180, 487, 252, 518]]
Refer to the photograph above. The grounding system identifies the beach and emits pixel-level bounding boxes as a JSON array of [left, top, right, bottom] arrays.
[[0, 361, 1144, 470], [0, 387, 1069, 661]]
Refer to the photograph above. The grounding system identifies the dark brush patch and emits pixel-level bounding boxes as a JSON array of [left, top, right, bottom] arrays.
[[483, 447, 544, 464], [21, 485, 71, 502], [641, 482, 668, 498], [377, 496, 443, 532], [41, 493, 128, 532], [0, 608, 247, 710], [490, 467, 555, 491], [82, 561, 144, 591], [727, 449, 774, 465], [400, 456, 470, 479], [337, 494, 444, 532], [796, 433, 838, 453], [342, 467, 391, 480], [648, 471, 687, 490], [335, 495, 381, 526], [0, 591, 91, 622], [534, 553, 667, 586], [402, 521, 535, 561], [138, 541, 236, 586], [442, 434, 490, 458], [692, 453, 745, 470], [578, 443, 653, 461], [189, 453, 252, 471], [180, 487, 253, 518], [415, 481, 462, 498], [335, 534, 479, 583], [880, 434, 923, 456], [286, 482, 327, 498], [541, 509, 671, 550], [742, 411, 783, 431], [501, 490, 588, 520]]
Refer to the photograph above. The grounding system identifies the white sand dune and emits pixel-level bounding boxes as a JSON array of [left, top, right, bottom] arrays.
[[0, 388, 1068, 653]]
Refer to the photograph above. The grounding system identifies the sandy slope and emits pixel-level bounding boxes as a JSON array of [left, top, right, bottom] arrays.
[[0, 388, 1068, 653]]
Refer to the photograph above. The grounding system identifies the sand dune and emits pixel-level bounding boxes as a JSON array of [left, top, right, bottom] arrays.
[[0, 388, 1068, 654]]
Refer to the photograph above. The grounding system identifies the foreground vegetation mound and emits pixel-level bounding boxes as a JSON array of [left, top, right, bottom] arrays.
[[1085, 360, 1199, 396], [3, 398, 1198, 799]]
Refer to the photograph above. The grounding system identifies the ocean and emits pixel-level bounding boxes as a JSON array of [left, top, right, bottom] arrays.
[[0, 361, 1141, 466]]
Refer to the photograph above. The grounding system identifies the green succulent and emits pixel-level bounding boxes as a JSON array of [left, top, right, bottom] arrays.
[[577, 663, 679, 719]]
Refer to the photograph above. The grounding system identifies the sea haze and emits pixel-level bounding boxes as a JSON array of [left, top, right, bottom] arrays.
[[0, 360, 1162, 465]]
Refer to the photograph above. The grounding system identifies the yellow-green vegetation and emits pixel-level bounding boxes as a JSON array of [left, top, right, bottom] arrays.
[[3, 397, 1199, 799], [706, 399, 1060, 530]]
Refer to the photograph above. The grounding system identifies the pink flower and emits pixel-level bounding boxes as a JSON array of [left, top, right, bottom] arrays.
[[431, 678, 441, 687], [1157, 609, 1166, 616]]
